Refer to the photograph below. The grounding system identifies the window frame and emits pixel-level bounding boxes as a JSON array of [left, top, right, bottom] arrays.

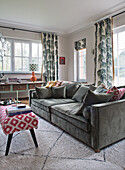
[[0, 37, 42, 74]]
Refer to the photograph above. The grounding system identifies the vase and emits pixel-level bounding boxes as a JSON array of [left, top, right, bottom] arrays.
[[30, 71, 37, 81]]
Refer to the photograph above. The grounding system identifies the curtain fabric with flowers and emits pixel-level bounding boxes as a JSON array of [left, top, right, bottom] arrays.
[[95, 17, 113, 88], [42, 32, 58, 82], [75, 38, 86, 50]]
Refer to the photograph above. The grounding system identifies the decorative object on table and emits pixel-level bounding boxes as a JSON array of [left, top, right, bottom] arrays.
[[6, 105, 32, 116], [29, 64, 38, 82], [0, 72, 4, 78], [59, 56, 65, 65]]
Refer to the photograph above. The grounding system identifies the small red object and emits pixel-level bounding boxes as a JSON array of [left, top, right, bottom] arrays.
[[30, 71, 37, 81]]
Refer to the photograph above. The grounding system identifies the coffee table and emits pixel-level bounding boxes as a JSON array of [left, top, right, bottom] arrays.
[[0, 105, 38, 156]]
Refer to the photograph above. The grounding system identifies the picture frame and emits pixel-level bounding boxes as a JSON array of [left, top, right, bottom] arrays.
[[59, 57, 65, 65]]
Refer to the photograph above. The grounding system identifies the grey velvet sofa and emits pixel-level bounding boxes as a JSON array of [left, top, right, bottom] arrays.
[[29, 84, 125, 152]]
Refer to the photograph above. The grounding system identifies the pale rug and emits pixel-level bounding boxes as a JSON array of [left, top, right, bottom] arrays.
[[0, 116, 125, 170]]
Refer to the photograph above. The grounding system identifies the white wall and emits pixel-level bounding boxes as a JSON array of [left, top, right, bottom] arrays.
[[58, 35, 68, 80], [67, 26, 95, 84]]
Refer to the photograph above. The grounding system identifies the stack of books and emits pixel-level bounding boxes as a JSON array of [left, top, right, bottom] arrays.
[[6, 104, 32, 117]]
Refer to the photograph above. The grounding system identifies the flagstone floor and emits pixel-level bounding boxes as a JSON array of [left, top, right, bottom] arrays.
[[0, 116, 125, 170]]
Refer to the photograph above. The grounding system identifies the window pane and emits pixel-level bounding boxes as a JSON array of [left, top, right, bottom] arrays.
[[32, 43, 37, 57], [38, 59, 42, 72], [23, 43, 29, 57], [3, 57, 11, 71], [114, 29, 125, 86], [119, 50, 125, 66], [79, 68, 84, 79], [79, 57, 84, 67], [78, 49, 86, 81], [15, 42, 21, 56], [119, 31, 125, 50], [119, 67, 125, 77], [23, 58, 29, 71], [15, 57, 22, 71], [32, 57, 38, 64], [39, 44, 42, 56]]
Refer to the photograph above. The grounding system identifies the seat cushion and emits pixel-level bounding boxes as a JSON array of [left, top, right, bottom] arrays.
[[51, 103, 90, 132], [31, 98, 76, 112]]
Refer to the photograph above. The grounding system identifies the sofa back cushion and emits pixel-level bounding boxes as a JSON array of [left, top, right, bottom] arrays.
[[72, 85, 89, 102], [107, 86, 125, 101], [83, 90, 114, 106], [35, 87, 52, 99], [63, 83, 80, 98], [45, 81, 58, 88], [52, 86, 66, 98]]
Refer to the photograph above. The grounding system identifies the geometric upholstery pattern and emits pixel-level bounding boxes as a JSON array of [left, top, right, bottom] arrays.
[[107, 86, 125, 101], [0, 106, 38, 135]]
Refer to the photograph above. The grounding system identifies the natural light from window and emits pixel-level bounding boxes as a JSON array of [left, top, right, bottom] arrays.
[[78, 48, 86, 81], [0, 38, 42, 73], [113, 27, 125, 86]]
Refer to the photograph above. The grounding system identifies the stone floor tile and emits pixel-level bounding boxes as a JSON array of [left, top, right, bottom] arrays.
[[0, 154, 46, 170], [49, 133, 95, 159], [44, 157, 123, 170]]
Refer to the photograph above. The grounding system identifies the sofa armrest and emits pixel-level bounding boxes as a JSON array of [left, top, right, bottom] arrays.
[[90, 99, 125, 151], [28, 89, 37, 106]]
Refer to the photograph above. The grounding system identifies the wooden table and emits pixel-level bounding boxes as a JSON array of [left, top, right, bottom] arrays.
[[0, 81, 45, 99]]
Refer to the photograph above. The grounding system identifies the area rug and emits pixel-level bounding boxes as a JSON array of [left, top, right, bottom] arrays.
[[0, 116, 125, 170]]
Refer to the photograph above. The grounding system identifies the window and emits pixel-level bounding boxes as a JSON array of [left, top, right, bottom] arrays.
[[0, 38, 42, 73], [74, 38, 86, 82], [74, 48, 86, 82], [78, 48, 86, 81], [113, 26, 125, 86]]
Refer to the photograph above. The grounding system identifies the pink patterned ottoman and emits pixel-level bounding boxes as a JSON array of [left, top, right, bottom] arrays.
[[0, 105, 38, 156]]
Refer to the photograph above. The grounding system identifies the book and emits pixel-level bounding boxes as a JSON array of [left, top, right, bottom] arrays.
[[6, 105, 32, 117], [17, 104, 26, 108]]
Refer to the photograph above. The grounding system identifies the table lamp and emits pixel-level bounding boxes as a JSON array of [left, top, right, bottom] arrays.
[[29, 64, 38, 82]]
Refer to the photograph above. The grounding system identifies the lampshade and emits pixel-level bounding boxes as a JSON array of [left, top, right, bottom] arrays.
[[29, 64, 38, 71]]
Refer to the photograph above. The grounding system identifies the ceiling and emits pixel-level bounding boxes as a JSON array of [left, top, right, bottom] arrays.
[[0, 0, 125, 35]]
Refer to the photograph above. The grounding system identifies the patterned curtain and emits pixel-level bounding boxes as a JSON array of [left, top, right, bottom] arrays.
[[75, 38, 86, 50], [95, 17, 113, 88], [42, 32, 58, 82]]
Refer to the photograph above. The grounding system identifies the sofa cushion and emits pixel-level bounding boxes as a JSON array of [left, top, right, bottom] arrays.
[[31, 98, 76, 112], [106, 86, 125, 101], [45, 81, 58, 88], [82, 106, 91, 120], [89, 84, 97, 91], [72, 85, 89, 102], [83, 90, 114, 106], [52, 86, 66, 98], [51, 103, 90, 132], [35, 87, 52, 99], [64, 83, 80, 98], [94, 84, 108, 93]]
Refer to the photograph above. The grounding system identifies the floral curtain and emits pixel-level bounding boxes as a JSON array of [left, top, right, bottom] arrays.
[[42, 32, 58, 82], [95, 17, 113, 88], [75, 38, 86, 50]]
